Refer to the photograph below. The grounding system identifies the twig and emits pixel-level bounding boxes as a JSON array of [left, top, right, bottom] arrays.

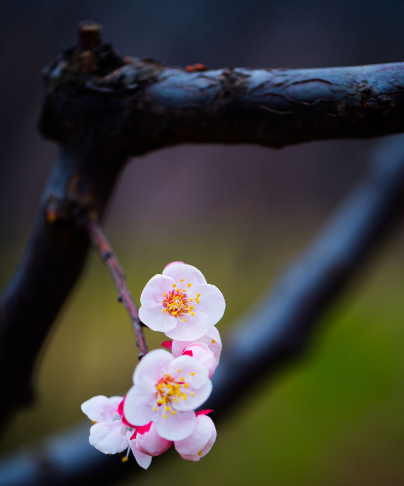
[[2, 135, 404, 486], [85, 219, 148, 358]]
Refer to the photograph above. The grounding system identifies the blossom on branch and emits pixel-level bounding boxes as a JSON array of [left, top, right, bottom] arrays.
[[124, 349, 212, 440], [139, 262, 225, 341], [81, 395, 153, 468]]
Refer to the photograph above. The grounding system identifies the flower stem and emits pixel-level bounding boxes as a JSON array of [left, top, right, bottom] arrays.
[[85, 219, 148, 358]]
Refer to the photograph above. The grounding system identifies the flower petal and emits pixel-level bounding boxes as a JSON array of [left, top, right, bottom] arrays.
[[153, 406, 196, 441], [140, 274, 174, 305], [133, 349, 173, 386], [89, 421, 128, 454], [191, 284, 226, 325], [171, 380, 212, 412], [124, 386, 155, 427], [81, 395, 121, 422], [127, 432, 153, 470], [174, 415, 217, 461], [139, 300, 177, 333], [168, 355, 209, 389], [163, 263, 207, 286], [165, 312, 211, 341], [135, 422, 172, 456]]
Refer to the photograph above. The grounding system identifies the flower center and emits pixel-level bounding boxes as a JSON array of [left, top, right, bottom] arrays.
[[162, 289, 189, 317], [155, 374, 191, 417]]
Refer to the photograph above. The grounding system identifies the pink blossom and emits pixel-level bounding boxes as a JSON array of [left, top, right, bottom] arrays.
[[139, 262, 225, 341], [124, 349, 212, 441], [171, 326, 222, 377], [174, 411, 217, 461], [128, 422, 172, 457], [81, 395, 152, 469]]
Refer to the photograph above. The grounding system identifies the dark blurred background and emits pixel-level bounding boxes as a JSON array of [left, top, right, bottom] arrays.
[[1, 1, 404, 485]]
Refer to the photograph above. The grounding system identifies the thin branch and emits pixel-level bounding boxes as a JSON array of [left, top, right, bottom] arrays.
[[85, 219, 148, 357], [2, 135, 404, 486]]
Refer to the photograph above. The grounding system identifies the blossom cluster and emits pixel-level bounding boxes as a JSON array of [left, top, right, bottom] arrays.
[[82, 262, 225, 468]]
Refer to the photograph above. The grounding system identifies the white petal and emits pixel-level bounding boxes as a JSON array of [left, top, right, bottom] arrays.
[[131, 444, 153, 469], [171, 381, 212, 412], [124, 386, 155, 426], [164, 312, 211, 341], [168, 355, 209, 388], [174, 415, 217, 461], [81, 395, 120, 422], [191, 284, 226, 325], [89, 421, 128, 454], [163, 263, 207, 286], [153, 406, 196, 441], [139, 301, 177, 332], [133, 349, 173, 386], [140, 274, 174, 305]]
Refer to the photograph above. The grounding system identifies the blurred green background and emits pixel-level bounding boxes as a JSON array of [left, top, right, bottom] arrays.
[[2, 1, 404, 485]]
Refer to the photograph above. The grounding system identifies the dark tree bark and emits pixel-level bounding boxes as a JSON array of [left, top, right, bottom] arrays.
[[2, 21, 404, 431]]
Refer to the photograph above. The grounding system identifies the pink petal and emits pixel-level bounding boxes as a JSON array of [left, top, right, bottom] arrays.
[[168, 355, 209, 389], [164, 261, 185, 269], [174, 415, 217, 461], [124, 386, 155, 427], [161, 341, 173, 349], [162, 263, 207, 286], [183, 343, 217, 377], [196, 409, 214, 416], [89, 421, 128, 454], [133, 349, 173, 386], [139, 300, 177, 333], [164, 312, 211, 341], [153, 406, 196, 441], [129, 442, 153, 469], [190, 284, 226, 325], [171, 381, 212, 412], [136, 422, 172, 456], [81, 395, 122, 422], [140, 274, 174, 305]]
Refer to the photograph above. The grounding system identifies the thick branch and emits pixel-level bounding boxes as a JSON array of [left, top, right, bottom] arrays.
[[86, 220, 148, 357], [41, 32, 404, 152], [2, 136, 404, 486]]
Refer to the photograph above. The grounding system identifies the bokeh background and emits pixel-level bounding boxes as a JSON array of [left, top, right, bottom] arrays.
[[1, 1, 404, 485]]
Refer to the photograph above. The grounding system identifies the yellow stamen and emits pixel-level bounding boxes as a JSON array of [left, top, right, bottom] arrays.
[[162, 309, 166, 313], [198, 450, 203, 456], [180, 377, 185, 381], [163, 415, 168, 418], [172, 411, 176, 415], [183, 318, 186, 322], [178, 369, 181, 372], [184, 383, 189, 388], [191, 392, 195, 396], [92, 421, 97, 424], [165, 406, 170, 411], [191, 372, 195, 376], [153, 407, 157, 411], [195, 298, 200, 304], [212, 339, 216, 343], [122, 457, 129, 463], [191, 312, 195, 316], [163, 293, 166, 296], [187, 283, 191, 287], [180, 279, 184, 282], [196, 293, 201, 297], [173, 283, 177, 288]]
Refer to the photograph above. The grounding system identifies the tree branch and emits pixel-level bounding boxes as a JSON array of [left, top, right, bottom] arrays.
[[2, 135, 404, 486], [40, 25, 404, 153], [1, 20, 404, 434], [85, 220, 148, 357]]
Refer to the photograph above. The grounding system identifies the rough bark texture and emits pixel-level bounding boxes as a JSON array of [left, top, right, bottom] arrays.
[[1, 21, 404, 431]]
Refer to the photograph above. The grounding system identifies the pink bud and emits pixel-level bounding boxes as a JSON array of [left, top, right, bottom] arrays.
[[130, 422, 172, 457], [182, 343, 217, 378], [174, 414, 217, 461]]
